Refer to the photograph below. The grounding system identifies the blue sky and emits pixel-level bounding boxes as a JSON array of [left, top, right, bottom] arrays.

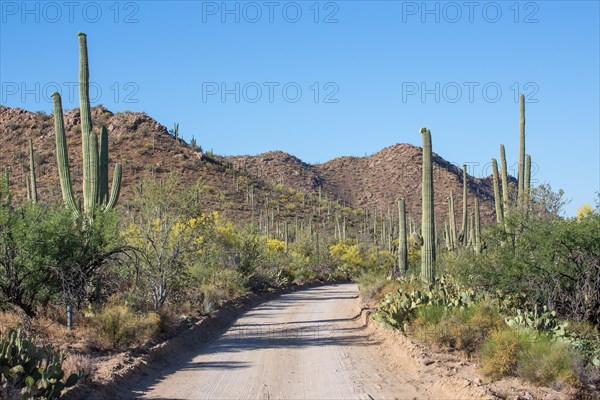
[[1, 0, 598, 216]]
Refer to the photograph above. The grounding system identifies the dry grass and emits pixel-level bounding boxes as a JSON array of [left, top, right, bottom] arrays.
[[358, 273, 409, 304], [62, 353, 95, 384], [480, 328, 528, 380], [481, 328, 580, 388], [0, 311, 27, 336], [90, 304, 161, 350], [517, 335, 581, 388], [411, 302, 504, 356]]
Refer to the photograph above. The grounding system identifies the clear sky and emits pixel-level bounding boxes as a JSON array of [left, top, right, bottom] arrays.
[[1, 0, 598, 216]]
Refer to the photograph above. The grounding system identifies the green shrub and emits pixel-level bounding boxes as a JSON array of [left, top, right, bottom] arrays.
[[414, 304, 447, 325], [517, 335, 580, 387], [481, 328, 531, 380], [412, 302, 503, 355], [91, 305, 160, 350], [481, 328, 580, 387], [448, 196, 600, 329]]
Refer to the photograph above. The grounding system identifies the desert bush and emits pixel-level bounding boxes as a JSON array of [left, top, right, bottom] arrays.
[[412, 302, 503, 355], [358, 272, 388, 302], [448, 191, 600, 329], [517, 334, 580, 387], [481, 328, 531, 380], [481, 328, 580, 387], [91, 304, 160, 350], [0, 201, 122, 318], [329, 241, 365, 278]]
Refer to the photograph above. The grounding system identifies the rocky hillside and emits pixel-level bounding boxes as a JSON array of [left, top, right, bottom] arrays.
[[0, 106, 269, 221], [0, 105, 501, 230], [224, 145, 500, 224]]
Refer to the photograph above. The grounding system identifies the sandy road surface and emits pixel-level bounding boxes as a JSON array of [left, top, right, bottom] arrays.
[[121, 284, 425, 400]]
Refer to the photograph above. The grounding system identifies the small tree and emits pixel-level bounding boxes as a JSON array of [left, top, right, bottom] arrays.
[[125, 176, 205, 309]]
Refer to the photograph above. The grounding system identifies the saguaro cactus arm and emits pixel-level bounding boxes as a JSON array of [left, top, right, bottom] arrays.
[[52, 92, 80, 214], [98, 126, 109, 205], [104, 164, 122, 211], [86, 131, 99, 212]]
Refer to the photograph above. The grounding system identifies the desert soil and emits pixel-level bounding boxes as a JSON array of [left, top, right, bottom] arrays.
[[104, 283, 569, 400]]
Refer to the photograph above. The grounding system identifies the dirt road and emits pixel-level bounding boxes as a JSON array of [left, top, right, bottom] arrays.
[[120, 283, 429, 399]]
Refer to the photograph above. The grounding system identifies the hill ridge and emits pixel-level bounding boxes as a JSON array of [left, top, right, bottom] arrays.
[[0, 105, 500, 225]]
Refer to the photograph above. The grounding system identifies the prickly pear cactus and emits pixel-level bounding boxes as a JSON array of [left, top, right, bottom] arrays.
[[0, 328, 80, 399]]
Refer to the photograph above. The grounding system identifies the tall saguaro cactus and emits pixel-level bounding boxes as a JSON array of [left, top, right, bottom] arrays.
[[460, 164, 468, 246], [447, 191, 457, 250], [518, 93, 526, 208], [420, 128, 435, 283], [397, 197, 408, 275], [524, 154, 531, 208], [473, 198, 482, 254], [491, 158, 503, 226], [499, 144, 510, 227], [28, 138, 38, 203], [52, 33, 122, 216]]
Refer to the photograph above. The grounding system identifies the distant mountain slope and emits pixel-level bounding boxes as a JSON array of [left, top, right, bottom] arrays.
[[316, 144, 498, 224], [222, 145, 500, 225], [0, 105, 502, 230]]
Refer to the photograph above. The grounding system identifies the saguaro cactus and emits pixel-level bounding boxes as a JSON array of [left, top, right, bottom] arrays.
[[420, 128, 435, 283], [518, 93, 526, 208], [460, 164, 468, 246], [447, 191, 457, 250], [28, 138, 38, 203], [524, 154, 531, 208], [397, 197, 408, 274], [52, 33, 122, 216], [473, 198, 482, 254], [2, 168, 10, 205], [443, 222, 450, 251], [499, 144, 510, 228], [491, 158, 503, 226], [174, 123, 179, 143]]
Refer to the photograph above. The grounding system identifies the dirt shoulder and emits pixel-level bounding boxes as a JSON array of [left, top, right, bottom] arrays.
[[361, 299, 578, 400]]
